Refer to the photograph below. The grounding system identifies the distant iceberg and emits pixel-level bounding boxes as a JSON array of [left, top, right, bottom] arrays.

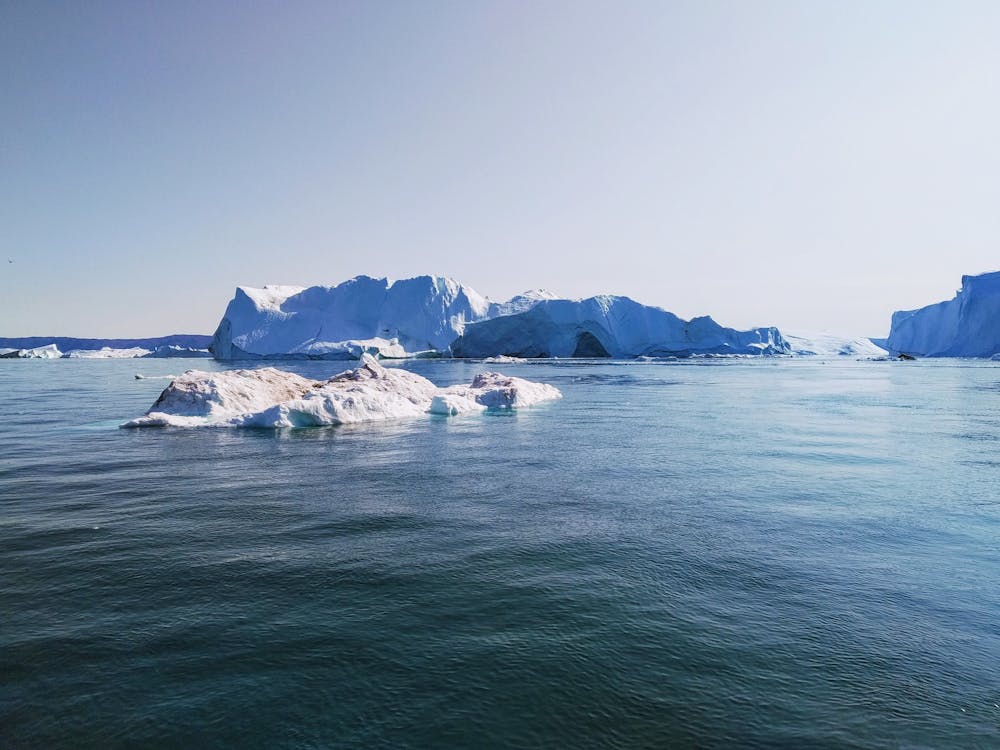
[[0, 335, 213, 359], [142, 345, 212, 359], [0, 344, 62, 359], [64, 347, 151, 358], [782, 331, 888, 358], [887, 271, 1000, 357], [452, 296, 788, 358], [211, 275, 789, 360], [124, 354, 561, 428]]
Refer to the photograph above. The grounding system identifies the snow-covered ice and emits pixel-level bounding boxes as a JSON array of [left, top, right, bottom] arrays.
[[210, 275, 503, 360], [1, 344, 63, 359], [124, 355, 561, 428], [483, 355, 527, 363], [887, 271, 1000, 357], [64, 347, 151, 358], [782, 331, 888, 358], [210, 275, 791, 360]]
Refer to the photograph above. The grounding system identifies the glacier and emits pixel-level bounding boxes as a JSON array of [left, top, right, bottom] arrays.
[[452, 296, 788, 358], [887, 271, 1000, 357], [124, 355, 561, 428], [211, 275, 788, 360]]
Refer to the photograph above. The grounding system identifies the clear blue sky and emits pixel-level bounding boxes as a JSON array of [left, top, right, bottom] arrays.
[[2, 0, 998, 337]]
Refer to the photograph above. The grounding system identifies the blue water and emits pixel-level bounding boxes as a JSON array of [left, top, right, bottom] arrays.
[[2, 357, 999, 748]]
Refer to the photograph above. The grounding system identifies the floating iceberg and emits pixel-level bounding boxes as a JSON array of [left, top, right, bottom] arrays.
[[887, 271, 1000, 357], [782, 331, 888, 358], [210, 276, 501, 360], [483, 355, 527, 363], [63, 347, 151, 358], [0, 344, 63, 359], [210, 275, 790, 360], [142, 345, 213, 358], [123, 355, 561, 428], [452, 296, 788, 358], [0, 335, 212, 354]]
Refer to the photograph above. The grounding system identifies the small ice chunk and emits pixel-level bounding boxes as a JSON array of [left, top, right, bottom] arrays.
[[123, 354, 560, 428]]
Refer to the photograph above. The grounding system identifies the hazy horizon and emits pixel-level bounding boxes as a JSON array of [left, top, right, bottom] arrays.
[[3, 1, 998, 338]]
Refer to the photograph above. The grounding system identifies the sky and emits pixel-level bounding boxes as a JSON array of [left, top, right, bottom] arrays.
[[1, 0, 998, 337]]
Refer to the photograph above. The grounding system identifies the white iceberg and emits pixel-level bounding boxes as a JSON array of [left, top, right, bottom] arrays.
[[63, 347, 152, 358], [782, 331, 888, 358], [209, 275, 790, 361], [887, 271, 1000, 357], [210, 276, 500, 360], [452, 296, 788, 358], [1, 344, 63, 359], [124, 355, 561, 428], [482, 355, 527, 363]]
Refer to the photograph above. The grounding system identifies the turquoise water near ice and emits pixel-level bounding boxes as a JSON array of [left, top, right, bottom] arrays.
[[2, 357, 999, 748]]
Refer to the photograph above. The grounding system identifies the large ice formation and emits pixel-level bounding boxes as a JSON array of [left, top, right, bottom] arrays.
[[452, 296, 788, 358], [887, 271, 1000, 357], [782, 331, 888, 357], [211, 276, 789, 360], [123, 355, 561, 428], [210, 276, 503, 360]]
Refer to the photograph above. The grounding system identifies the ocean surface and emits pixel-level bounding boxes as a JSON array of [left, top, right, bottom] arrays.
[[2, 357, 998, 749]]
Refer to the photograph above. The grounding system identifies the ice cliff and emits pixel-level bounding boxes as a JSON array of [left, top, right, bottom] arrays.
[[124, 354, 561, 428], [887, 271, 1000, 357], [452, 296, 788, 358], [211, 276, 788, 360]]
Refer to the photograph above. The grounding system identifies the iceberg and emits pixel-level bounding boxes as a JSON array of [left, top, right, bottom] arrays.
[[211, 276, 790, 360], [0, 344, 63, 359], [887, 271, 1000, 357], [142, 345, 213, 358], [210, 276, 499, 360], [782, 331, 888, 358], [63, 347, 152, 358], [0, 335, 212, 353], [123, 354, 561, 428], [451, 296, 788, 358]]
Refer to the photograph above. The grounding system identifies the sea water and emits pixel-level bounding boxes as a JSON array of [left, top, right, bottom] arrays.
[[1, 358, 998, 748]]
